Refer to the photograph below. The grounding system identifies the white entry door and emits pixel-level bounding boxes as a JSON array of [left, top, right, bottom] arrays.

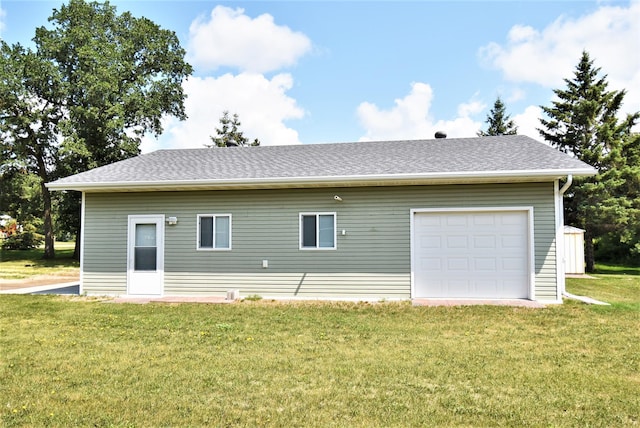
[[413, 209, 531, 299], [127, 215, 164, 296]]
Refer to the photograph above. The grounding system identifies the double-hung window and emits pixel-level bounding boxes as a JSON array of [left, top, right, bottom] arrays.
[[300, 213, 336, 250], [197, 214, 232, 250]]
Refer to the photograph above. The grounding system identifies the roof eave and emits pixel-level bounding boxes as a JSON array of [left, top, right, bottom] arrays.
[[46, 168, 596, 192]]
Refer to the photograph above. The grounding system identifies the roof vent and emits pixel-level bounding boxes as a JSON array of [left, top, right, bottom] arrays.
[[434, 131, 447, 139]]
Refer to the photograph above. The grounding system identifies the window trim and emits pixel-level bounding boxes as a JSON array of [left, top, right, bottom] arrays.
[[299, 212, 337, 250], [196, 214, 232, 251]]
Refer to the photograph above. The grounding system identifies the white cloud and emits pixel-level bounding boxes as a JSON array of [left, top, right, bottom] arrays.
[[187, 6, 312, 73], [141, 6, 312, 152], [479, 2, 640, 115], [505, 88, 526, 103], [512, 105, 544, 141], [458, 98, 486, 117], [141, 73, 305, 152], [356, 82, 482, 141]]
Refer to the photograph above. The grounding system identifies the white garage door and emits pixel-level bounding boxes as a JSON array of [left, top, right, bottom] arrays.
[[413, 210, 530, 299]]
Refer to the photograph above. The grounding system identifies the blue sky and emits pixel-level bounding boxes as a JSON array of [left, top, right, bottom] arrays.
[[1, 1, 638, 152]]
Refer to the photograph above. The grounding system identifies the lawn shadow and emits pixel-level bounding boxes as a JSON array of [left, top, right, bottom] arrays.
[[594, 265, 640, 275]]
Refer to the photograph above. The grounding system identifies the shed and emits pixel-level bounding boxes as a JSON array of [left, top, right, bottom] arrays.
[[563, 226, 586, 275]]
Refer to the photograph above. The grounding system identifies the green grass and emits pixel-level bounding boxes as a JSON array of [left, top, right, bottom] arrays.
[[1, 277, 638, 427], [566, 262, 640, 310], [594, 262, 640, 276], [0, 242, 79, 280]]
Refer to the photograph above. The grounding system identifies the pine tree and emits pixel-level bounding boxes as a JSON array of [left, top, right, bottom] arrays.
[[477, 96, 518, 136], [207, 111, 260, 147], [538, 51, 640, 269]]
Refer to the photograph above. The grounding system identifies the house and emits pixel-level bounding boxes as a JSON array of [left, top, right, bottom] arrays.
[[46, 135, 596, 303]]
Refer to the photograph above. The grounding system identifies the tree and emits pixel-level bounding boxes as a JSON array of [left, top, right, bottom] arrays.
[[477, 96, 518, 136], [0, 0, 193, 259], [0, 42, 63, 258], [0, 168, 45, 230], [538, 51, 640, 270], [583, 132, 640, 264], [207, 111, 260, 147]]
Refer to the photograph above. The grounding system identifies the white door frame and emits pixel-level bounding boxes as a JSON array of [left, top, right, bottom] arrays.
[[410, 207, 535, 300], [127, 214, 165, 296]]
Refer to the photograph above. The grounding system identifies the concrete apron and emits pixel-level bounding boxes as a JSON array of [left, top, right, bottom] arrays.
[[412, 299, 546, 308]]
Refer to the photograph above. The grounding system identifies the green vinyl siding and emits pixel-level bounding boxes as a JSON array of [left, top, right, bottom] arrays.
[[82, 182, 558, 299]]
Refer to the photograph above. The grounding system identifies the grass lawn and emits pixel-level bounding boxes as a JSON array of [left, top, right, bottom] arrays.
[[0, 242, 79, 280], [1, 274, 638, 427]]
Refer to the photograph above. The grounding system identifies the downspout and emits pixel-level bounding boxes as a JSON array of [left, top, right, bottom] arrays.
[[556, 176, 610, 305], [558, 175, 572, 298], [559, 174, 573, 195]]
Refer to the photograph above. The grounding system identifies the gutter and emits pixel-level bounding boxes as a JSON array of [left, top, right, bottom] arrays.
[[46, 169, 596, 193]]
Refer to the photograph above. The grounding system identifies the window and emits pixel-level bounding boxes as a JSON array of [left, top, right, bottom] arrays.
[[134, 223, 157, 271], [300, 213, 336, 250], [197, 214, 231, 250]]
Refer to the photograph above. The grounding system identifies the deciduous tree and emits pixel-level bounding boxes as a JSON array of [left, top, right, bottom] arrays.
[[0, 42, 63, 258], [0, 0, 192, 259]]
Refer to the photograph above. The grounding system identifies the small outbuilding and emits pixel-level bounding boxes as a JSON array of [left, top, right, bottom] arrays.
[[563, 225, 586, 275], [46, 135, 596, 303]]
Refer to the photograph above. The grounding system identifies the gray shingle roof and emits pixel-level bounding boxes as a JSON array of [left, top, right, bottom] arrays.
[[47, 135, 596, 191]]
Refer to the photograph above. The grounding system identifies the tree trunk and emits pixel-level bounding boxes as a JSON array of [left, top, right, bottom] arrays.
[[40, 181, 55, 259], [73, 225, 81, 261], [585, 228, 595, 273]]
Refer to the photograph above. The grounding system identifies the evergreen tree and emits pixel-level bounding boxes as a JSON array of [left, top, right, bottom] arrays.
[[477, 96, 518, 136], [207, 111, 260, 147], [538, 51, 639, 270]]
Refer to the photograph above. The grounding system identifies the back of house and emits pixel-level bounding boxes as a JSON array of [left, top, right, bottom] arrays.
[[47, 135, 595, 303]]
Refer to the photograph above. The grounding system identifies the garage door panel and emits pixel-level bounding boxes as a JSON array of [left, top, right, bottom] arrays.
[[414, 210, 530, 299], [502, 235, 525, 248], [475, 258, 497, 270], [501, 214, 526, 226], [420, 258, 441, 270], [447, 280, 471, 296], [419, 236, 442, 249], [474, 235, 496, 249], [502, 257, 527, 271], [447, 216, 468, 226], [447, 236, 468, 248], [473, 215, 496, 226], [447, 258, 469, 271]]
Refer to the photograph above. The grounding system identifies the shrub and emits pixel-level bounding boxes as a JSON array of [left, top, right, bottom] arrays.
[[1, 224, 44, 250]]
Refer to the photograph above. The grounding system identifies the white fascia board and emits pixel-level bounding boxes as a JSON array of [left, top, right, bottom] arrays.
[[46, 167, 597, 192]]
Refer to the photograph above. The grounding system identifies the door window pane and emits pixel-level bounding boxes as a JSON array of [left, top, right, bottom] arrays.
[[134, 247, 157, 271], [135, 224, 156, 247]]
